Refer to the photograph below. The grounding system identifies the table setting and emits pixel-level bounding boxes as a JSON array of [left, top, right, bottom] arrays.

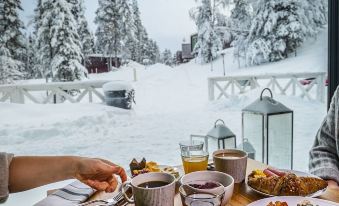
[[39, 139, 339, 206], [38, 90, 339, 206]]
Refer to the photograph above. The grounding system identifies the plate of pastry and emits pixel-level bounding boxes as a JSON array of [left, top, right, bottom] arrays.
[[247, 196, 339, 206], [128, 158, 182, 179], [247, 167, 328, 197]]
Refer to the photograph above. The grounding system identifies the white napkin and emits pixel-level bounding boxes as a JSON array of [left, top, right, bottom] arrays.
[[34, 181, 95, 206]]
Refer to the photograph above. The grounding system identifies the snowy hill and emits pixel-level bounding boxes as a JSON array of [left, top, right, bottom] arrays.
[[0, 29, 328, 206]]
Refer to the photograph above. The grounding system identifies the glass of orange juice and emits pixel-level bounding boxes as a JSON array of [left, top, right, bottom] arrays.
[[181, 150, 209, 174]]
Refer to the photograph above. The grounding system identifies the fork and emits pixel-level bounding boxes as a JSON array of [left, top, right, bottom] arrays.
[[77, 191, 124, 206]]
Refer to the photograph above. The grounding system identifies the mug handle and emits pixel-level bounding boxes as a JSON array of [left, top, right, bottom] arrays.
[[120, 181, 134, 203]]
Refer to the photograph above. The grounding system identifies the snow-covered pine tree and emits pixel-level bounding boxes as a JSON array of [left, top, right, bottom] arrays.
[[34, 0, 87, 81], [67, 0, 94, 66], [24, 34, 43, 79], [190, 0, 222, 63], [0, 0, 25, 83], [147, 40, 160, 64], [246, 0, 311, 65], [161, 49, 173, 66], [130, 0, 145, 63], [139, 28, 150, 63], [95, 0, 122, 69], [0, 45, 23, 84], [78, 1, 95, 64], [230, 0, 252, 66], [117, 0, 135, 61], [304, 0, 327, 30]]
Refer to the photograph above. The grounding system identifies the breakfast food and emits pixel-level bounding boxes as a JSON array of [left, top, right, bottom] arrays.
[[297, 200, 319, 206], [162, 166, 180, 178], [129, 158, 179, 178], [267, 201, 288, 206], [248, 167, 327, 196], [189, 182, 220, 189]]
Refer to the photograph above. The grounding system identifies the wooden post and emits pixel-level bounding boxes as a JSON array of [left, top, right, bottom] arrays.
[[317, 74, 326, 102], [89, 89, 93, 103], [133, 67, 137, 82], [208, 79, 215, 101], [292, 78, 296, 96]]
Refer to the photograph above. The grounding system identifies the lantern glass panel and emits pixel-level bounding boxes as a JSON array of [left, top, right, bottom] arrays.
[[207, 138, 219, 152], [243, 113, 263, 162], [222, 138, 236, 149], [268, 113, 293, 169]]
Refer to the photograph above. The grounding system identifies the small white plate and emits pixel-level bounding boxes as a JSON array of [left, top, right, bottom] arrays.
[[247, 196, 339, 206], [247, 169, 327, 198]]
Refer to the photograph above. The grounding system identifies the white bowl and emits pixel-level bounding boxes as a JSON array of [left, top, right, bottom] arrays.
[[180, 171, 234, 206]]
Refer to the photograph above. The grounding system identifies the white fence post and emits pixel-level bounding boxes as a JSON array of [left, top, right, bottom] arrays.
[[316, 74, 326, 102], [208, 78, 215, 101]]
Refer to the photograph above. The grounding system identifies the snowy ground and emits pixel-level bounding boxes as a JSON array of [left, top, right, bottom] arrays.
[[0, 30, 328, 205]]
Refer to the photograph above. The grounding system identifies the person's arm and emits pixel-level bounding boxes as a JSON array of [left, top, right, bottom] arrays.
[[309, 88, 339, 185], [8, 156, 127, 193]]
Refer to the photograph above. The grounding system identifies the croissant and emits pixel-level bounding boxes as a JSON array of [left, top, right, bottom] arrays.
[[248, 171, 327, 196]]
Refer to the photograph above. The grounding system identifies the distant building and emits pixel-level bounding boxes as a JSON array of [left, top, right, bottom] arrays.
[[190, 33, 198, 53], [176, 51, 183, 64], [85, 54, 121, 74], [182, 43, 193, 61]]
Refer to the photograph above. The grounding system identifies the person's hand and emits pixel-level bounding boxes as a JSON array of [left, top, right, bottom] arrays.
[[73, 157, 127, 193], [327, 180, 339, 189]]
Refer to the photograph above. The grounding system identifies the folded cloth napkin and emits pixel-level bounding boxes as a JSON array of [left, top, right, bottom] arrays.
[[34, 181, 95, 206]]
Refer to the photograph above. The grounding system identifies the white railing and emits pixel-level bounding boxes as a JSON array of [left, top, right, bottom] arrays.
[[0, 80, 112, 104], [208, 72, 327, 102]]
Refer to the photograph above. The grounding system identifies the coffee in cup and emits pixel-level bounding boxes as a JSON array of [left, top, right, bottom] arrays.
[[121, 172, 176, 206], [213, 149, 247, 183]]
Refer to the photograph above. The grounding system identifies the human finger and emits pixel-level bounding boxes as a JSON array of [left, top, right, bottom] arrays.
[[105, 176, 118, 193], [112, 166, 128, 182], [85, 179, 110, 191]]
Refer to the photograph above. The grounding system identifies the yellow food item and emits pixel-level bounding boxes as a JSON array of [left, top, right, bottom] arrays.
[[267, 201, 288, 206], [146, 161, 161, 172], [252, 169, 267, 178], [162, 166, 180, 178]]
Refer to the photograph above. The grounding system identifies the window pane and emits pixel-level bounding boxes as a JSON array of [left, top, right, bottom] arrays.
[[268, 113, 293, 169]]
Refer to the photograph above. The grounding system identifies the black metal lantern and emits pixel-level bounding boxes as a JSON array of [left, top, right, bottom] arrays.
[[242, 88, 293, 169], [191, 119, 236, 152]]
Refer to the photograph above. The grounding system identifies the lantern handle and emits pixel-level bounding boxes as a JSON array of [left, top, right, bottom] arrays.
[[214, 119, 225, 127], [260, 88, 273, 100]]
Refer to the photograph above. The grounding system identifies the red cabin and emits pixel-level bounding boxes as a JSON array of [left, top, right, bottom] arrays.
[[85, 54, 121, 74]]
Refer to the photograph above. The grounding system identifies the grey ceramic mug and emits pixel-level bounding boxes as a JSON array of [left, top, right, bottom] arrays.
[[121, 172, 176, 206], [213, 149, 248, 183]]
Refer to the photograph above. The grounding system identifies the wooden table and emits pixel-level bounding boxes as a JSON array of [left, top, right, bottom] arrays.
[[85, 159, 339, 205]]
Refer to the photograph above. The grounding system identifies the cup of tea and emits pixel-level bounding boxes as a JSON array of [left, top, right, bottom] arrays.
[[121, 172, 176, 206], [213, 149, 247, 183]]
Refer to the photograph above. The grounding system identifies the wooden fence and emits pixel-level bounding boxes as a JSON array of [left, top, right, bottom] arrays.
[[208, 72, 327, 102], [0, 80, 111, 104]]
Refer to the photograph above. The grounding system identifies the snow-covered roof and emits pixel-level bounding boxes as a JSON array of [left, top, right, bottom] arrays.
[[103, 81, 133, 91]]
